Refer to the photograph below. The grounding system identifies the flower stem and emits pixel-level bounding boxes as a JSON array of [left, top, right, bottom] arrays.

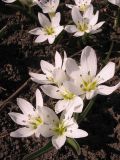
[[78, 97, 96, 123]]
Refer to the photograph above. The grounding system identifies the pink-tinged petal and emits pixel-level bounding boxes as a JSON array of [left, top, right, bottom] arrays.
[[65, 25, 77, 33], [8, 112, 28, 125], [80, 46, 97, 77], [86, 90, 96, 100], [74, 31, 84, 37], [52, 12, 60, 27], [40, 124, 54, 137], [29, 27, 42, 35], [55, 100, 69, 114], [35, 34, 48, 43], [38, 12, 50, 27], [2, 0, 16, 3], [48, 36, 55, 44], [17, 98, 34, 115], [96, 62, 115, 84], [66, 4, 75, 8], [72, 6, 82, 25], [36, 89, 43, 109], [10, 127, 35, 137], [52, 135, 66, 149], [66, 129, 88, 138], [97, 82, 120, 95], [41, 85, 62, 99], [89, 11, 99, 26]]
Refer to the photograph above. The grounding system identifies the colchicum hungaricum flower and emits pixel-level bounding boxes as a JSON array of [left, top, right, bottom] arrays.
[[108, 0, 120, 6], [36, 0, 60, 16], [65, 6, 104, 37], [9, 89, 59, 137], [2, 0, 36, 6], [66, 46, 120, 100], [40, 113, 88, 149], [29, 51, 68, 86], [41, 81, 83, 117], [66, 0, 92, 12], [29, 12, 63, 44]]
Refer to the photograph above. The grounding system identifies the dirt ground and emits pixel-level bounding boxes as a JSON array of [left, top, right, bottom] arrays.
[[0, 0, 120, 160]]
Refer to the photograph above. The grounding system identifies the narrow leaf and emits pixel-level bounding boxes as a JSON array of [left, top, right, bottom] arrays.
[[0, 26, 7, 38], [67, 138, 81, 155], [23, 141, 53, 160]]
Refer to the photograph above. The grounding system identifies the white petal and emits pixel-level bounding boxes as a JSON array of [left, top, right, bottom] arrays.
[[54, 26, 63, 35], [97, 83, 120, 95], [41, 106, 59, 124], [35, 125, 42, 138], [74, 31, 84, 37], [83, 5, 93, 18], [96, 62, 115, 84], [36, 89, 43, 109], [41, 85, 62, 99], [55, 100, 69, 114], [66, 4, 75, 9], [29, 27, 42, 35], [55, 51, 62, 68], [29, 72, 51, 84], [40, 124, 54, 137], [38, 12, 51, 27], [71, 96, 83, 113], [80, 46, 97, 77], [92, 21, 104, 31], [40, 60, 54, 75], [62, 51, 67, 71], [2, 0, 16, 3], [65, 25, 77, 33], [52, 12, 60, 27], [72, 6, 82, 25], [48, 35, 55, 44], [89, 11, 99, 26], [53, 69, 68, 85], [10, 127, 35, 137], [52, 135, 66, 149], [66, 129, 88, 138], [17, 98, 34, 115], [35, 34, 48, 43], [8, 112, 28, 125], [66, 58, 81, 79]]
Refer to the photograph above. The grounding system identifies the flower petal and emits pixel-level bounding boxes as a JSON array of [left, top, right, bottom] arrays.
[[41, 85, 62, 99], [17, 98, 34, 115], [29, 27, 42, 35], [38, 12, 51, 27], [80, 46, 97, 77], [55, 51, 62, 68], [40, 60, 54, 75], [72, 6, 82, 25], [36, 89, 43, 109], [65, 25, 77, 33], [40, 124, 54, 137], [52, 12, 60, 27], [66, 129, 88, 138], [89, 11, 99, 26], [8, 112, 28, 125], [29, 72, 51, 84], [52, 135, 66, 149], [86, 90, 96, 100], [48, 36, 55, 44], [97, 82, 120, 95], [10, 127, 35, 137], [55, 100, 69, 114], [35, 34, 48, 43], [96, 62, 115, 84]]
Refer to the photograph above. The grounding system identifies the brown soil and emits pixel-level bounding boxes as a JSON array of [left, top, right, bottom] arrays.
[[0, 0, 120, 160]]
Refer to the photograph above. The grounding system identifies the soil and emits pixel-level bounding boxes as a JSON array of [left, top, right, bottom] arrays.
[[0, 0, 120, 160]]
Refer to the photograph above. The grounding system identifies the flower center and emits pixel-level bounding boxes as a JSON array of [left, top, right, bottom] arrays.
[[53, 121, 67, 136], [81, 80, 97, 92], [79, 4, 88, 12], [44, 26, 55, 35], [29, 116, 43, 129], [77, 21, 88, 32], [61, 89, 75, 100]]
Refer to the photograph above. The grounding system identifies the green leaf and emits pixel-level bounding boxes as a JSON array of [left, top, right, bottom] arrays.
[[22, 141, 53, 160], [67, 138, 81, 155]]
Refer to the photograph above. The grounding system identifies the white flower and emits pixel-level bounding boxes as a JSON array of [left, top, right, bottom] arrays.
[[41, 80, 83, 117], [66, 46, 120, 100], [65, 6, 105, 37], [40, 114, 88, 149], [29, 51, 68, 86], [108, 0, 120, 6], [36, 0, 60, 15], [2, 0, 36, 6], [66, 0, 92, 12], [9, 89, 58, 138], [29, 12, 63, 44]]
